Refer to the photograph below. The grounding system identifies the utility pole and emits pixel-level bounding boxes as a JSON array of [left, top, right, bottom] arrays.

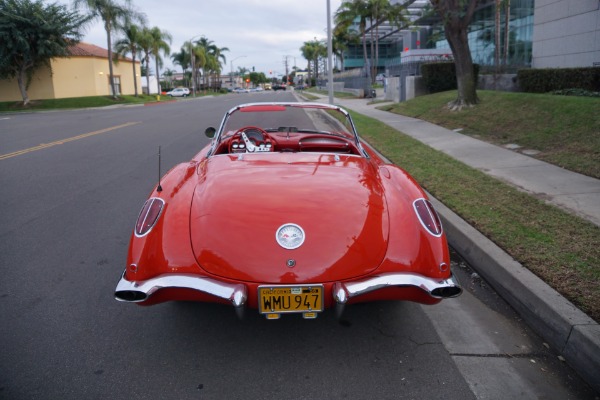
[[283, 55, 290, 85], [327, 0, 334, 104]]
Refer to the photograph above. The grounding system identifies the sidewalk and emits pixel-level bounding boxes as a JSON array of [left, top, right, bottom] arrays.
[[302, 93, 600, 393], [334, 96, 600, 228]]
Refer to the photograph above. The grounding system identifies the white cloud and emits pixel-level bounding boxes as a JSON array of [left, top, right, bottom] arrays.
[[55, 0, 342, 74]]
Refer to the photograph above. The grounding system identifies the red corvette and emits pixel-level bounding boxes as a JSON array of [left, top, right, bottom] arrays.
[[115, 102, 462, 319]]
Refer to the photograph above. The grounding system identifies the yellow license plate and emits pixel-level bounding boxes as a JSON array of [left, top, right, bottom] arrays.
[[258, 285, 324, 314]]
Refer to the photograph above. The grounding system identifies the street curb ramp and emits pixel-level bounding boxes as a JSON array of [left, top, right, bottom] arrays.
[[429, 197, 600, 393]]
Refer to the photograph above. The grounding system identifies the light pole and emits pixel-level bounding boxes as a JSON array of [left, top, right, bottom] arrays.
[[189, 35, 202, 97], [230, 55, 246, 89], [327, 0, 334, 104]]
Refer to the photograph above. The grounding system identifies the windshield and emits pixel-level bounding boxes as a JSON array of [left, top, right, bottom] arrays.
[[220, 103, 357, 139], [208, 102, 365, 157]]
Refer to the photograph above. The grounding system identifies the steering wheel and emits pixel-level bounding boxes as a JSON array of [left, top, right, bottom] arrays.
[[229, 126, 274, 153]]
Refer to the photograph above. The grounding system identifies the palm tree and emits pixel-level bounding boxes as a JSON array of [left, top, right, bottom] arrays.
[[162, 68, 175, 89], [332, 20, 358, 71], [194, 37, 216, 91], [138, 27, 152, 94], [73, 0, 145, 98], [367, 0, 406, 83], [210, 45, 228, 91], [113, 22, 143, 96], [171, 48, 190, 80], [300, 40, 326, 84], [187, 40, 207, 94], [300, 41, 317, 84], [148, 26, 171, 94], [335, 0, 370, 81]]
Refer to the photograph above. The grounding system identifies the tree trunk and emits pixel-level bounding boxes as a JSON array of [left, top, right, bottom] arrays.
[[495, 0, 501, 73], [445, 23, 479, 109], [105, 23, 118, 99], [503, 0, 510, 66], [362, 30, 370, 81], [17, 64, 30, 106], [432, 0, 479, 110], [132, 52, 138, 97], [155, 58, 161, 94], [145, 56, 150, 95]]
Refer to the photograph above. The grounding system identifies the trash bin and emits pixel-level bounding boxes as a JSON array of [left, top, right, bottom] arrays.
[[371, 89, 376, 98]]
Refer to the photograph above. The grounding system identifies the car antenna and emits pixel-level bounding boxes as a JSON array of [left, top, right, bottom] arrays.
[[157, 146, 163, 192]]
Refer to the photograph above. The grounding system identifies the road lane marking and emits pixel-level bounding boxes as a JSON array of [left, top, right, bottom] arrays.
[[0, 121, 141, 160]]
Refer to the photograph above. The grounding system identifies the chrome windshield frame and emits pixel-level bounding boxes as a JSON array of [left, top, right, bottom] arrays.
[[207, 102, 368, 158]]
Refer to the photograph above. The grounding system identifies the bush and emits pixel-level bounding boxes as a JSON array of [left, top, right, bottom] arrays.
[[421, 62, 480, 94], [518, 67, 600, 93]]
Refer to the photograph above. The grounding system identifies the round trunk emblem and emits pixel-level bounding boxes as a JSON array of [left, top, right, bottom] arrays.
[[276, 223, 305, 250]]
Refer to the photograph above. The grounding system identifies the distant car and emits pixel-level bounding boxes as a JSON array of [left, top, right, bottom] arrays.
[[233, 87, 249, 93], [273, 84, 286, 91], [249, 87, 264, 92], [166, 88, 190, 97], [375, 74, 386, 84], [114, 102, 462, 320], [295, 85, 305, 91]]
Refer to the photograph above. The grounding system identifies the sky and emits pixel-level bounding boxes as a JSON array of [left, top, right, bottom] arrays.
[[54, 0, 343, 77]]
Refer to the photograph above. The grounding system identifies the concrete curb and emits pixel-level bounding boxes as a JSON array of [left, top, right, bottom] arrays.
[[428, 196, 600, 393], [296, 92, 599, 392]]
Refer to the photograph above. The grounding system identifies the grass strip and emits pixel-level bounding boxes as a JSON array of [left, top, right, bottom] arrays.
[[0, 92, 222, 112], [379, 90, 600, 179], [351, 110, 600, 322]]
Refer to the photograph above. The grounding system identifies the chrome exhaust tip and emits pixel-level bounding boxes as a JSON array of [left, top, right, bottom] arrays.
[[431, 285, 462, 298], [115, 290, 147, 302]]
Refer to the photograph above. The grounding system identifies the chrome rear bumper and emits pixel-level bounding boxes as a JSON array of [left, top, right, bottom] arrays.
[[114, 271, 247, 317], [115, 271, 460, 319], [332, 272, 462, 318]]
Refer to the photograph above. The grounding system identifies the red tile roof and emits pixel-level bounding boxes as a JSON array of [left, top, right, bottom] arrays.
[[68, 42, 134, 62]]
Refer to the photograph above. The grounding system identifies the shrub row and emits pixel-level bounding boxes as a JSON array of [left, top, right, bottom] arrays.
[[517, 67, 600, 93], [421, 62, 480, 94]]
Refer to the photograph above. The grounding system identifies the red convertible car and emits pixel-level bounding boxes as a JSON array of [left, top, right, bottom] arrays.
[[115, 102, 462, 319]]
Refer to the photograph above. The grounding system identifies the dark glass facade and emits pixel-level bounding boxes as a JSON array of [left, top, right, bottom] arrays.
[[341, 0, 534, 71]]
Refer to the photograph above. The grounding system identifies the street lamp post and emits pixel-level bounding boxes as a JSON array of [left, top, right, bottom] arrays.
[[230, 55, 246, 90], [327, 0, 334, 104]]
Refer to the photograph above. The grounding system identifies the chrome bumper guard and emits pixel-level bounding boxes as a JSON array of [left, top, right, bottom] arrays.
[[332, 272, 462, 318], [114, 271, 248, 318]]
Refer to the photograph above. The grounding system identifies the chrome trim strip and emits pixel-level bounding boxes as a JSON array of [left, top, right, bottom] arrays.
[[134, 197, 165, 238], [114, 271, 248, 308], [333, 272, 462, 305], [412, 198, 444, 238]]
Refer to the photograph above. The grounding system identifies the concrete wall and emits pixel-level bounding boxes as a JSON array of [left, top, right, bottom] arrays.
[[384, 77, 400, 102], [0, 64, 56, 101], [533, 0, 600, 68]]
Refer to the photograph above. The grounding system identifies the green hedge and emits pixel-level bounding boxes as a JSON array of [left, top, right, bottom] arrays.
[[518, 67, 600, 93], [421, 62, 480, 93]]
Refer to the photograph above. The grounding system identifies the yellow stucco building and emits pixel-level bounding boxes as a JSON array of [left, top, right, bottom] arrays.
[[0, 42, 142, 102]]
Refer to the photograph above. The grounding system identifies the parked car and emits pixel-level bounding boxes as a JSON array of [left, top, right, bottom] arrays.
[[232, 87, 249, 93], [166, 87, 190, 97], [114, 102, 462, 319]]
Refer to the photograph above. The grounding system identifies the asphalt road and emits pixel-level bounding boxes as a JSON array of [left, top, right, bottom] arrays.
[[0, 92, 595, 399]]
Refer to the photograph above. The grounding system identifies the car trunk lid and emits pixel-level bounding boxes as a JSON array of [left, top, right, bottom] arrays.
[[190, 154, 389, 283]]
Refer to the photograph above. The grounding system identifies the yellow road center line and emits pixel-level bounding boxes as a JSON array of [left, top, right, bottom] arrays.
[[0, 121, 141, 161]]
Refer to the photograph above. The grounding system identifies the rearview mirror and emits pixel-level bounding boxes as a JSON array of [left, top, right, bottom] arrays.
[[205, 127, 216, 138]]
